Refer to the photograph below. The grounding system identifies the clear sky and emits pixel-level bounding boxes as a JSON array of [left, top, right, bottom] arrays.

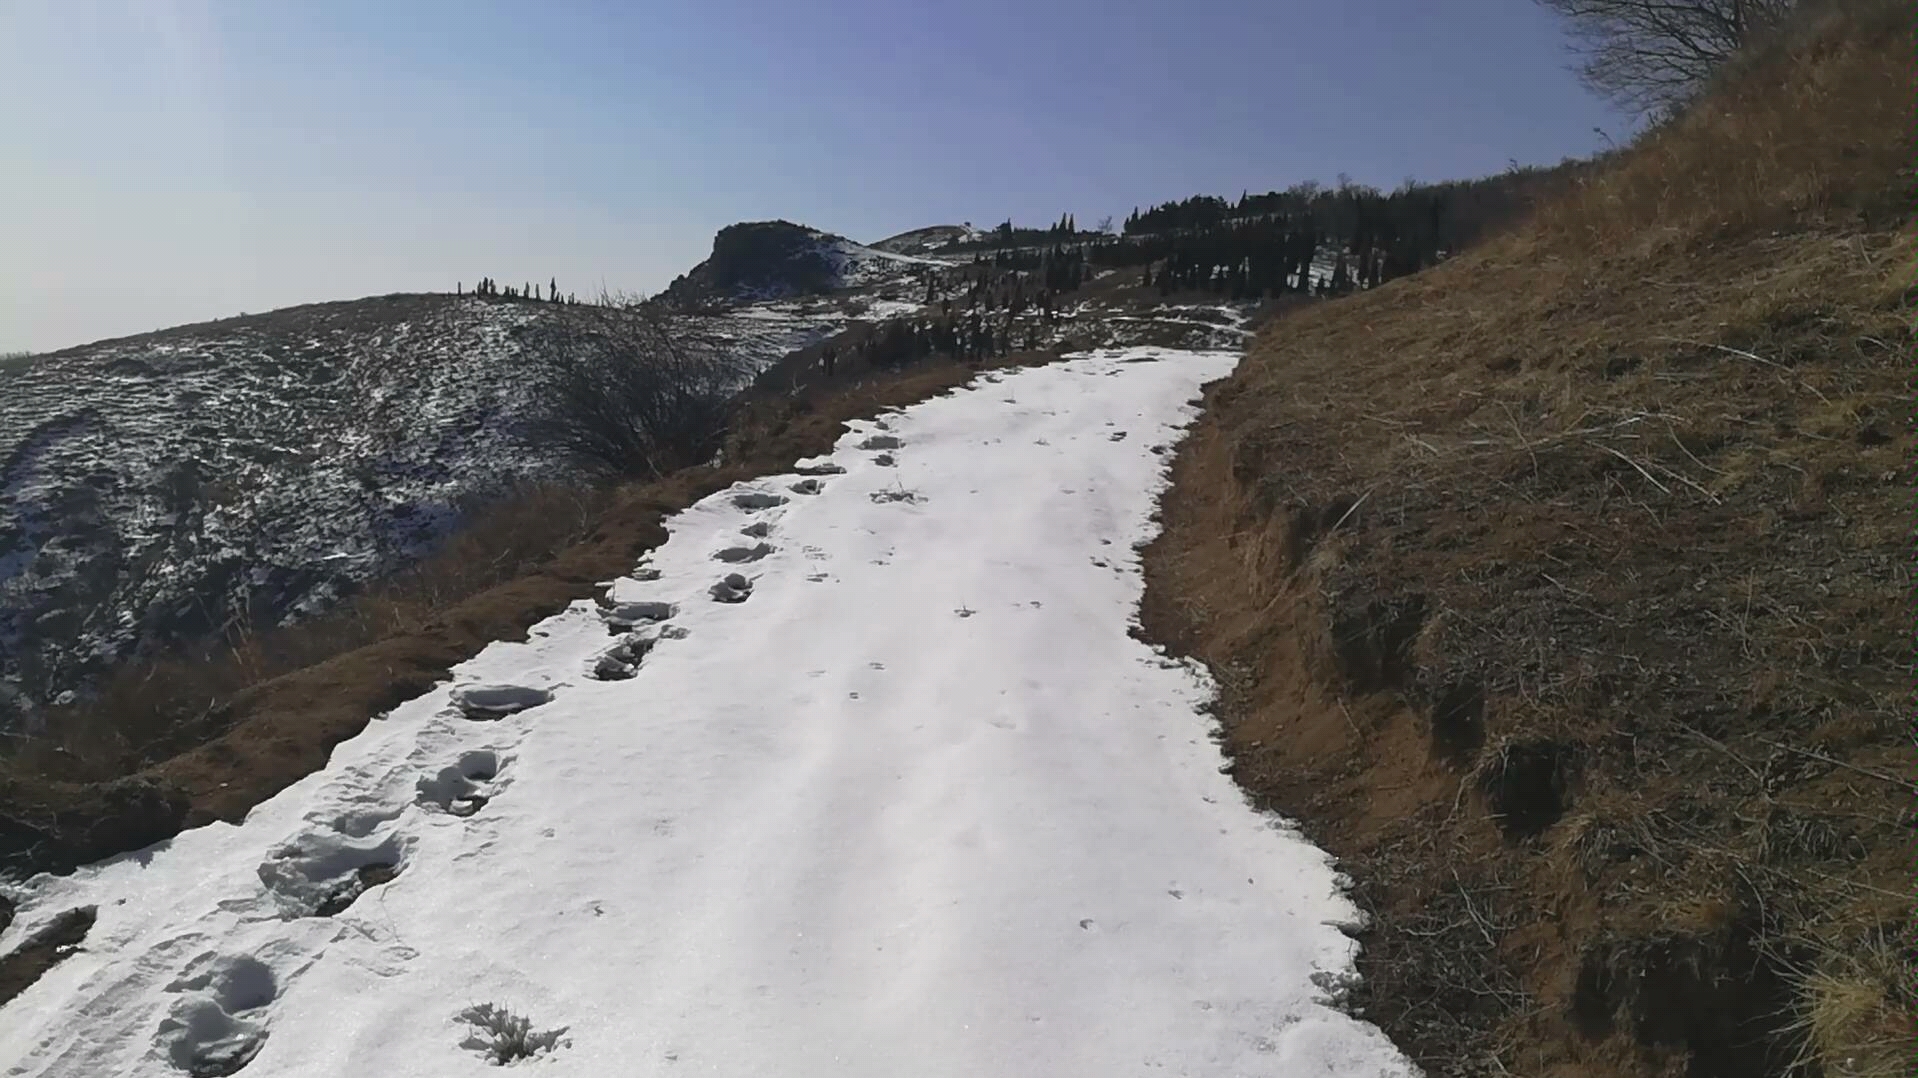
[[1, 0, 1625, 353]]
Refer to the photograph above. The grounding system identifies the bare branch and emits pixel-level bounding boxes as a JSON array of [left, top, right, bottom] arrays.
[[1534, 0, 1801, 114], [519, 306, 749, 479]]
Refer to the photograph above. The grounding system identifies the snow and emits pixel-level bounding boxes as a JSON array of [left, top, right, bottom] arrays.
[[853, 297, 923, 320], [817, 235, 946, 281], [0, 347, 1414, 1078]]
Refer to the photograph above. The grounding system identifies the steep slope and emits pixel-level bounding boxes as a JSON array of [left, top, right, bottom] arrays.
[[0, 295, 847, 715], [662, 220, 941, 307], [1141, 5, 1912, 1077], [0, 346, 1415, 1078]]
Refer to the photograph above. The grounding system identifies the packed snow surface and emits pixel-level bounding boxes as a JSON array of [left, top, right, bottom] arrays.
[[0, 347, 1414, 1078]]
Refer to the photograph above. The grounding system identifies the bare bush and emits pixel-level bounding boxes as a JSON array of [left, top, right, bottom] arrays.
[[1535, 0, 1801, 114], [521, 306, 747, 479]]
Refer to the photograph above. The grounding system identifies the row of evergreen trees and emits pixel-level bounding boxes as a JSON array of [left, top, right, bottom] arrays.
[[1144, 243, 1381, 300], [1113, 161, 1590, 294], [461, 276, 581, 304], [943, 215, 1087, 252], [849, 310, 1040, 371], [913, 246, 1090, 319]]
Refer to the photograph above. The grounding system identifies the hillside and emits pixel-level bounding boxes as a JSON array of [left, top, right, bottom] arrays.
[[660, 220, 943, 308], [1141, 4, 1912, 1077], [0, 293, 859, 718], [868, 224, 981, 255]]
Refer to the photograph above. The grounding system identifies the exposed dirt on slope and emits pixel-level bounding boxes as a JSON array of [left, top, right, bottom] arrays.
[[0, 905, 94, 1007], [1140, 6, 1913, 1076], [0, 352, 1059, 882]]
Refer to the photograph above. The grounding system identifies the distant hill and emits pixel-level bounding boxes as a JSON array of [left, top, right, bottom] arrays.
[[869, 225, 980, 256], [661, 220, 939, 308]]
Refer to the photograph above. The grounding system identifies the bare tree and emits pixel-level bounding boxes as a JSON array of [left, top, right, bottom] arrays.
[[521, 305, 747, 479], [1534, 0, 1800, 114]]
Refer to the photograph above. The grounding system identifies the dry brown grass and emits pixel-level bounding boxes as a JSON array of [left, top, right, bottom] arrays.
[[15, 482, 620, 784], [1140, 4, 1913, 1076], [1785, 929, 1916, 1078], [1535, 0, 1909, 250]]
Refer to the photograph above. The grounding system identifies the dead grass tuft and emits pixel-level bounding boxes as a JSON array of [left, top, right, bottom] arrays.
[[1786, 939, 1916, 1078]]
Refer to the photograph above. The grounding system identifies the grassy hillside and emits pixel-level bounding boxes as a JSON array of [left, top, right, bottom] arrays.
[[1141, 3, 1912, 1076]]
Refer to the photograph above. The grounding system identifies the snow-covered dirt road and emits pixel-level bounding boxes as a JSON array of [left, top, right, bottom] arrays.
[[0, 348, 1414, 1077]]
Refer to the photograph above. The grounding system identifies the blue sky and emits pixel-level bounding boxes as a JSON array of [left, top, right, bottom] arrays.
[[1, 0, 1624, 353]]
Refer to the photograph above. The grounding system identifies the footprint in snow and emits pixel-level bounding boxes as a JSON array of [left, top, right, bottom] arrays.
[[416, 749, 509, 817], [257, 829, 409, 919], [589, 633, 655, 681], [788, 478, 825, 495], [858, 434, 902, 451], [157, 953, 278, 1077], [870, 489, 920, 504], [710, 573, 752, 603], [739, 520, 772, 538], [872, 453, 896, 467], [450, 684, 554, 720], [712, 542, 773, 564], [600, 600, 676, 632], [793, 460, 845, 476], [732, 489, 787, 511]]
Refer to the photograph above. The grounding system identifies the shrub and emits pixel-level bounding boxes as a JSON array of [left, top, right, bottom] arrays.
[[520, 305, 748, 479]]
